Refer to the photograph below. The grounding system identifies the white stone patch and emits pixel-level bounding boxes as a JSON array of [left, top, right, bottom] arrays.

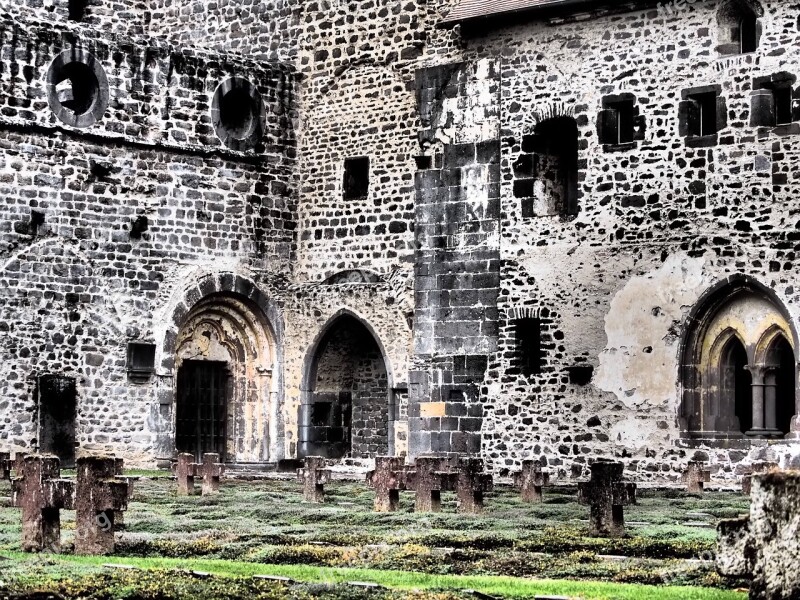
[[595, 252, 708, 414]]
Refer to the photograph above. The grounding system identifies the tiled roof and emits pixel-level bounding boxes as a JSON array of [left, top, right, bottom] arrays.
[[440, 0, 596, 25]]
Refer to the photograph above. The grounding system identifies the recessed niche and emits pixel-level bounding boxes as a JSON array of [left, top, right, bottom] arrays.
[[46, 48, 109, 128], [211, 77, 266, 151], [127, 342, 156, 382]]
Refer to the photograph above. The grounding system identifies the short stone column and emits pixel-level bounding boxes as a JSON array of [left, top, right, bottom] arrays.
[[513, 460, 549, 503], [75, 457, 130, 555], [366, 456, 409, 512], [175, 453, 199, 496], [577, 460, 637, 537], [407, 456, 457, 512], [717, 469, 800, 598], [201, 453, 224, 495], [455, 458, 493, 514], [297, 456, 330, 503], [746, 365, 767, 436], [741, 461, 779, 495], [11, 455, 75, 552], [682, 461, 711, 494]]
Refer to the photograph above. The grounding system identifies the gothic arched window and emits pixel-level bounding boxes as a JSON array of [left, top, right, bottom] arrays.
[[680, 278, 797, 439], [717, 0, 762, 55]]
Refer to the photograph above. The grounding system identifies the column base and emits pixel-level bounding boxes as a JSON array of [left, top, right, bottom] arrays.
[[745, 428, 783, 439]]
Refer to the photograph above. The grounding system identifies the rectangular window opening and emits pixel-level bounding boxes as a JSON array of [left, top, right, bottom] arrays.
[[680, 88, 724, 141], [773, 86, 793, 125], [697, 93, 718, 137], [599, 99, 635, 145], [127, 342, 156, 378], [515, 318, 542, 376], [343, 157, 370, 200]]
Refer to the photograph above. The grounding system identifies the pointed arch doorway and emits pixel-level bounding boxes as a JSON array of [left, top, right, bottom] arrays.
[[299, 313, 393, 459]]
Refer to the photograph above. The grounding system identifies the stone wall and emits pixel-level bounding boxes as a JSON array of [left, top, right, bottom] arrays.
[[0, 15, 297, 464], [147, 0, 300, 64], [2, 0, 800, 480], [0, 0, 151, 35], [419, 0, 800, 479]]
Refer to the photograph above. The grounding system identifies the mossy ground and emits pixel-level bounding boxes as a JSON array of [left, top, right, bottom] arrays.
[[0, 476, 750, 599]]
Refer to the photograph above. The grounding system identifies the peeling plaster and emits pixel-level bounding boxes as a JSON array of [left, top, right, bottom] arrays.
[[596, 252, 708, 416]]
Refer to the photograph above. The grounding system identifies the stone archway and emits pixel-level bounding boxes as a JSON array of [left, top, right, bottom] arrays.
[[162, 273, 284, 463], [299, 311, 394, 459], [680, 276, 799, 439]]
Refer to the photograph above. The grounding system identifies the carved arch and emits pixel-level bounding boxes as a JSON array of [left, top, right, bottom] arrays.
[[679, 275, 798, 438]]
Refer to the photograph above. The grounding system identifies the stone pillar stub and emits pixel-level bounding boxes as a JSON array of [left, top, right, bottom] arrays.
[[718, 470, 800, 598], [577, 460, 636, 537], [297, 456, 330, 503]]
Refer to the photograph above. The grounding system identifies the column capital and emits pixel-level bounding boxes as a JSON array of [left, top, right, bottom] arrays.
[[745, 363, 774, 382]]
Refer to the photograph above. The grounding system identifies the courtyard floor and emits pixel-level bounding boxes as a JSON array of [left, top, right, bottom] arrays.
[[0, 473, 750, 599]]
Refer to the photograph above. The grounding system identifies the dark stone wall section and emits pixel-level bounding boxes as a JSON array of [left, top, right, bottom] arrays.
[[408, 64, 501, 458]]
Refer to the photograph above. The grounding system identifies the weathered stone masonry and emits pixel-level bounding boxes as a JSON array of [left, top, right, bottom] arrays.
[[2, 0, 800, 482]]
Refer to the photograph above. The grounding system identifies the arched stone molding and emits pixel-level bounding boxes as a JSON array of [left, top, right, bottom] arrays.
[[680, 275, 799, 440], [716, 0, 764, 55], [160, 272, 284, 463], [298, 308, 396, 459]]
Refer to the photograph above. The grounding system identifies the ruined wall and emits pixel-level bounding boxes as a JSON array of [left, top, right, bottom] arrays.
[[0, 16, 297, 465], [418, 0, 800, 480], [147, 0, 300, 64], [0, 0, 151, 36]]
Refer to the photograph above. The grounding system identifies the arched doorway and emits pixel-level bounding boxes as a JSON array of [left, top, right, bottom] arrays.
[[299, 314, 391, 459], [175, 293, 276, 462], [719, 336, 751, 434], [762, 332, 796, 436], [680, 277, 798, 439]]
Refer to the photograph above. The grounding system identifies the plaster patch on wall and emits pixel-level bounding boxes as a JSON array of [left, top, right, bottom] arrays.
[[595, 252, 708, 412]]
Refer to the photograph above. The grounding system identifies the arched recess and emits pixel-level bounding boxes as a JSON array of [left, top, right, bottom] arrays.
[[517, 115, 579, 217], [299, 310, 395, 459], [717, 0, 763, 55], [162, 273, 284, 463], [679, 275, 798, 439]]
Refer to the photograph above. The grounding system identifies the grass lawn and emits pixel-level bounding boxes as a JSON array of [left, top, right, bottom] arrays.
[[0, 476, 751, 599]]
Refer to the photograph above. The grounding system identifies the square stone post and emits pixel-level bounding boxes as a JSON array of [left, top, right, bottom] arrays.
[[366, 456, 409, 512], [577, 460, 636, 537], [11, 455, 75, 552], [75, 457, 130, 555]]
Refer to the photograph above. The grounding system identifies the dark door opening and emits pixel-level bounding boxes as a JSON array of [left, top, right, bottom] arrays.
[[38, 374, 77, 466], [176, 360, 229, 462], [727, 341, 752, 434], [774, 336, 795, 435]]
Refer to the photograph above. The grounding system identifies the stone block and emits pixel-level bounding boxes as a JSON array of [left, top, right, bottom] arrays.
[[717, 470, 800, 598]]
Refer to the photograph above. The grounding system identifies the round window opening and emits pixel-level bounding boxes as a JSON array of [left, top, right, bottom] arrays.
[[46, 49, 109, 128], [211, 77, 266, 151]]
